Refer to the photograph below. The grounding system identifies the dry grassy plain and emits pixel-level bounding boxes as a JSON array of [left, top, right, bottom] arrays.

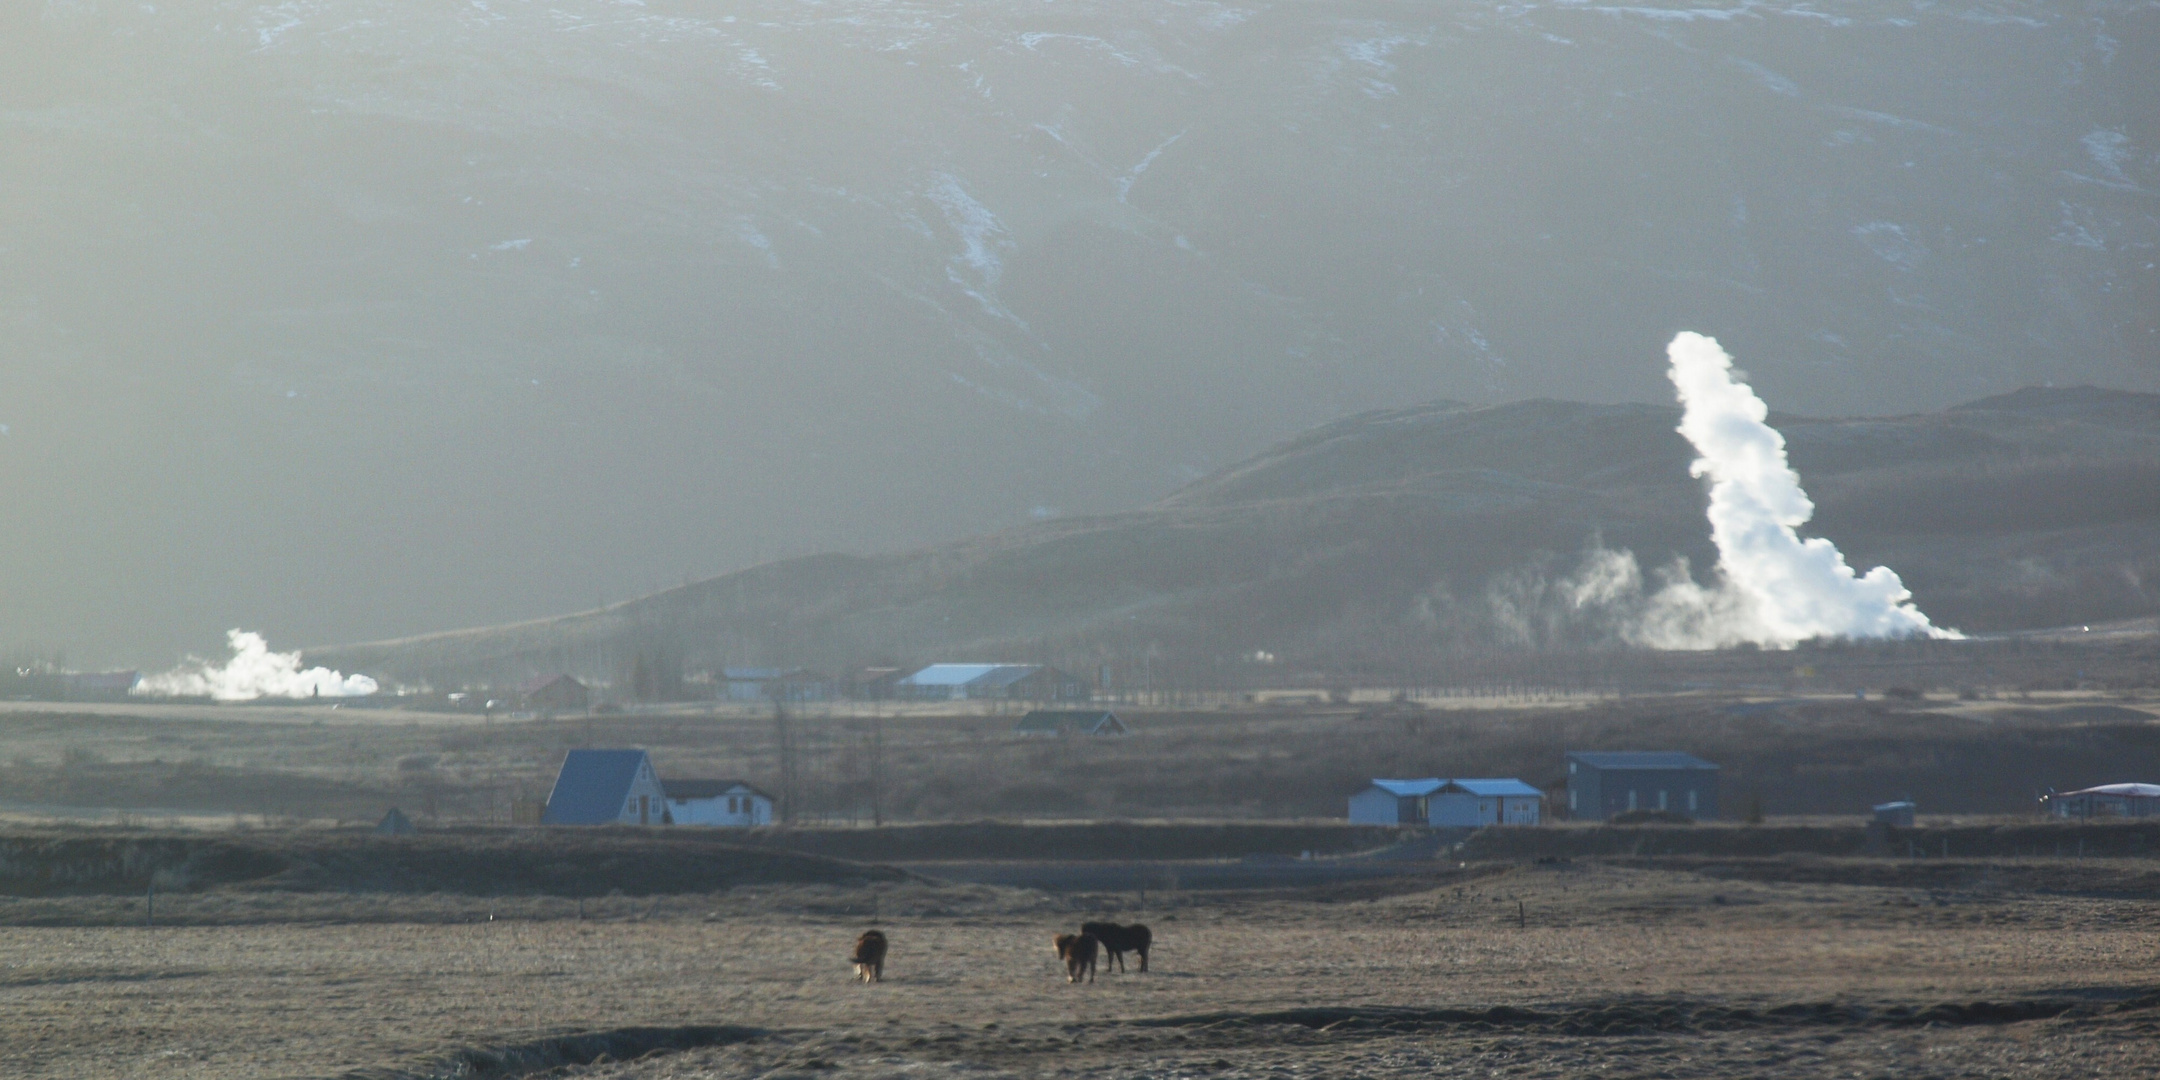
[[3, 860, 2157, 1079]]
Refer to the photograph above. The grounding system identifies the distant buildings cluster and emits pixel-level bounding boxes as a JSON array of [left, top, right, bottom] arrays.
[[498, 662, 1093, 714], [1351, 751, 1721, 826]]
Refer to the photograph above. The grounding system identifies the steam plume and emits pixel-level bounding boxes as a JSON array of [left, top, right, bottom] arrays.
[[1651, 332, 1956, 647], [135, 629, 379, 701]]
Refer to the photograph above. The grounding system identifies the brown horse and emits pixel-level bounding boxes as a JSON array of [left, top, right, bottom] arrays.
[[852, 929, 888, 983], [1052, 932, 1098, 984]]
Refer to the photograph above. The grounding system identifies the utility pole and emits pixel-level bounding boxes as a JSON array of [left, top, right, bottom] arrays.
[[869, 710, 885, 828], [774, 697, 796, 825]]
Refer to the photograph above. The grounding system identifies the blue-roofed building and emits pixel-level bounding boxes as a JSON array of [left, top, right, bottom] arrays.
[[542, 749, 670, 825], [1348, 778, 1447, 825], [1564, 751, 1720, 820], [1428, 779, 1545, 826], [894, 663, 1088, 701], [1351, 777, 1546, 826]]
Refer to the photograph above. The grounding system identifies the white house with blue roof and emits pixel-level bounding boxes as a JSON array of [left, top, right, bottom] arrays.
[[1349, 777, 1545, 826], [893, 663, 1087, 701], [1348, 778, 1447, 824], [542, 749, 671, 825], [1427, 778, 1544, 826]]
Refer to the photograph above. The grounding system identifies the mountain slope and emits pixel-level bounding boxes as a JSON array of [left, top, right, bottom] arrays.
[[5, 0, 2157, 663], [311, 387, 2160, 687]]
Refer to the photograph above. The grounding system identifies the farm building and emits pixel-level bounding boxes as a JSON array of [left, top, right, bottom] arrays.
[[1012, 710, 1128, 737], [2041, 783, 2160, 819], [662, 779, 774, 826], [1428, 779, 1545, 826], [893, 663, 1089, 701], [1349, 778, 1544, 826], [520, 673, 590, 713], [1564, 751, 1720, 820], [1348, 778, 1446, 824], [542, 749, 670, 825], [839, 666, 906, 700], [722, 667, 832, 702]]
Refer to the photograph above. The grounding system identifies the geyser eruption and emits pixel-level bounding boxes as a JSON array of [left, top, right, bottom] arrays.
[[135, 629, 379, 701], [1651, 332, 1957, 647]]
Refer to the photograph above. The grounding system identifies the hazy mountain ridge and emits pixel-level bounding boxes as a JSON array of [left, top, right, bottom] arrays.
[[4, 0, 2154, 663], [311, 387, 2160, 687]]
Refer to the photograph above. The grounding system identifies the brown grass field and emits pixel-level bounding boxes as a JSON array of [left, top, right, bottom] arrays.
[[4, 858, 2158, 1079]]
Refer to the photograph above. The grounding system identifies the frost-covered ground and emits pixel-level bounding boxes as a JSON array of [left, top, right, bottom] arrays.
[[1, 861, 2156, 1077]]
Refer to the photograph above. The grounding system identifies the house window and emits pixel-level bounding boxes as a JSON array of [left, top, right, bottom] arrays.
[[1657, 790, 1668, 810], [1569, 790, 1578, 810], [1627, 790, 1638, 811], [1688, 790, 1699, 812]]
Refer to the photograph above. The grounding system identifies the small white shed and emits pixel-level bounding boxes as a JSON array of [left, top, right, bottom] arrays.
[[1427, 779, 1544, 826], [662, 779, 774, 826]]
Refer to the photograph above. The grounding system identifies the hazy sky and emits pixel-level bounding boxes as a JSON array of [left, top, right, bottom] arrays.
[[2, 0, 2154, 666]]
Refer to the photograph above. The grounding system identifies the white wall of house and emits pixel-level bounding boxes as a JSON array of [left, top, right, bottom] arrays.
[[1348, 787, 1407, 825], [668, 788, 773, 826], [1430, 792, 1542, 826], [1428, 793, 1483, 827], [1498, 795, 1541, 825], [614, 759, 670, 825]]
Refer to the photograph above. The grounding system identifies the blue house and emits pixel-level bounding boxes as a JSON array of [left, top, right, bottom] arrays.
[[1350, 777, 1545, 826], [1564, 751, 1720, 820], [1347, 778, 1447, 824], [1427, 779, 1545, 826], [542, 749, 670, 825]]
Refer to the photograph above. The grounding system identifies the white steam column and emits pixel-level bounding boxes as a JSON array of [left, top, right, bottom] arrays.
[[135, 629, 379, 701], [1665, 332, 1956, 646]]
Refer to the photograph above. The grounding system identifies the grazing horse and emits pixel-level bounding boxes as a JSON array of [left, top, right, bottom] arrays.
[[1080, 922, 1152, 973], [852, 929, 888, 983], [1053, 932, 1098, 983]]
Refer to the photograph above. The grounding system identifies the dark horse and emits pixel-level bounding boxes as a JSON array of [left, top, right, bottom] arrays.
[[852, 929, 888, 982], [1080, 922, 1152, 973]]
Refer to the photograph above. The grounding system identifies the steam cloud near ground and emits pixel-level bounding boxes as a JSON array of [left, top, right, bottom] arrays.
[[134, 630, 379, 701], [1492, 333, 1959, 650]]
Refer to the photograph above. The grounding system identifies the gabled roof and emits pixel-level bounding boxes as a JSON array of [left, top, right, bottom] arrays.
[[1439, 778, 1544, 797], [722, 667, 789, 681], [521, 672, 585, 694], [1566, 751, 1719, 771], [661, 778, 773, 801], [2054, 783, 2160, 798], [898, 663, 1039, 686], [543, 749, 652, 824], [1013, 710, 1125, 734], [1366, 778, 1447, 797]]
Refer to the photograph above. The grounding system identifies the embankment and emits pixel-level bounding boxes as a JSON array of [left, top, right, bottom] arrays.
[[1458, 819, 2160, 860], [0, 828, 908, 897], [729, 821, 1408, 861]]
